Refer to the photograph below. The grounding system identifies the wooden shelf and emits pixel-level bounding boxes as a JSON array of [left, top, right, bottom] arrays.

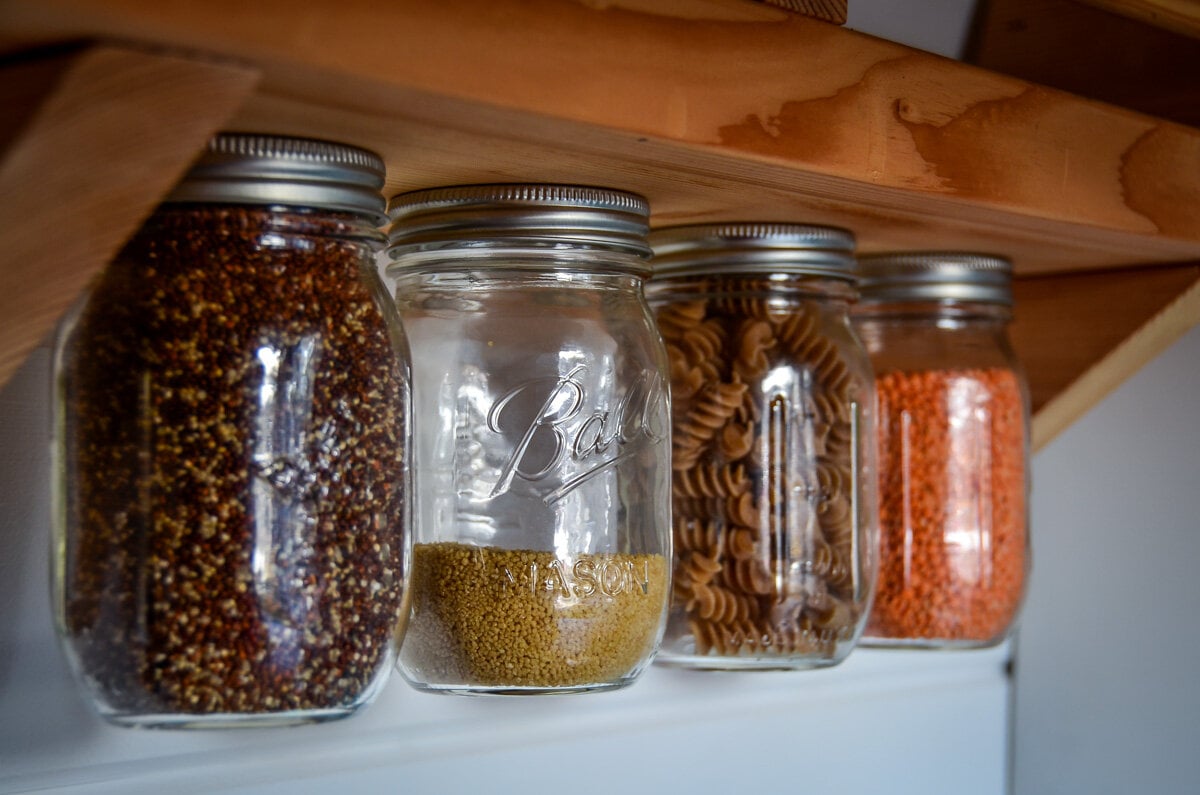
[[1, 0, 1198, 448], [1077, 0, 1200, 38]]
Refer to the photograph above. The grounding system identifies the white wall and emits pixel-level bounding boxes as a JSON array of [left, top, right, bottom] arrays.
[[1014, 323, 1200, 795], [846, 0, 979, 58], [0, 343, 1010, 794], [9, 322, 1198, 794]]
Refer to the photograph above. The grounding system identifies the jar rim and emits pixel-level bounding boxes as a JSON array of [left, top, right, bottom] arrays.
[[386, 184, 652, 259], [385, 242, 652, 277], [648, 222, 857, 281], [164, 133, 388, 225], [856, 252, 1013, 306]]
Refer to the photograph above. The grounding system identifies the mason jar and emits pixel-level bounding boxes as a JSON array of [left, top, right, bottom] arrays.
[[52, 133, 411, 727], [386, 184, 671, 695], [854, 252, 1029, 648], [647, 223, 877, 670]]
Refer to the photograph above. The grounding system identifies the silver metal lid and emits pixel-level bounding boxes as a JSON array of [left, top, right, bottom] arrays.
[[386, 184, 652, 258], [648, 222, 857, 280], [856, 252, 1013, 305], [165, 133, 388, 225]]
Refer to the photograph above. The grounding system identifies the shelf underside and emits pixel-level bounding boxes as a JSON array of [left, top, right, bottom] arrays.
[[1, 0, 1199, 447]]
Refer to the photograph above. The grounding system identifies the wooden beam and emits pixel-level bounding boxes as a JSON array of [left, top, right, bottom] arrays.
[[1028, 270, 1200, 450], [969, 0, 1200, 128], [0, 1, 1198, 433], [0, 46, 259, 387], [1012, 263, 1200, 412], [1075, 0, 1200, 38], [1, 0, 1199, 275]]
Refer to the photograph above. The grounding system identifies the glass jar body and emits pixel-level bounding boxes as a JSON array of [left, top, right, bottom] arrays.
[[855, 301, 1029, 648], [390, 255, 672, 694], [647, 274, 878, 670], [52, 206, 411, 727]]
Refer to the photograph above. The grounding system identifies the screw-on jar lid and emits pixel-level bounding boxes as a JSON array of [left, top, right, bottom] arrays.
[[386, 184, 652, 259], [648, 222, 857, 280], [165, 133, 388, 225], [856, 252, 1013, 305]]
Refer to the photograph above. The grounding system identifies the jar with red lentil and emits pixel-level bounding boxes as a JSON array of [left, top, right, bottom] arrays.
[[52, 133, 411, 727], [646, 223, 878, 670], [853, 252, 1029, 648], [386, 184, 671, 695]]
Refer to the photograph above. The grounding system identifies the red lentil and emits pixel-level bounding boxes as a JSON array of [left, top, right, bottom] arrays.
[[865, 366, 1027, 645]]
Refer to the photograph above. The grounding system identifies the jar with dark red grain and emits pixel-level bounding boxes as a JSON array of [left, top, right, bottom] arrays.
[[853, 252, 1029, 648], [52, 133, 411, 727], [647, 223, 878, 670]]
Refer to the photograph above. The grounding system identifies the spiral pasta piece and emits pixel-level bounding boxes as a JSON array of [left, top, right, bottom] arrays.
[[674, 515, 721, 555], [810, 537, 853, 589], [817, 457, 851, 502], [673, 497, 723, 525], [678, 319, 727, 364], [709, 283, 786, 320], [672, 462, 749, 499], [716, 420, 755, 461], [724, 491, 758, 528], [667, 344, 708, 403], [718, 556, 773, 596], [656, 299, 707, 343], [725, 527, 758, 561], [677, 551, 724, 588], [653, 277, 865, 664], [687, 582, 759, 624], [673, 381, 748, 470], [733, 319, 776, 381]]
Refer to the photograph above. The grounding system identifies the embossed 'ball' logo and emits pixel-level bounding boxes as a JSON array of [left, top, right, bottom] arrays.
[[486, 364, 668, 503]]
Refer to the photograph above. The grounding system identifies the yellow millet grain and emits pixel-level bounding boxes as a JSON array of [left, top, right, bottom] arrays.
[[400, 542, 668, 689]]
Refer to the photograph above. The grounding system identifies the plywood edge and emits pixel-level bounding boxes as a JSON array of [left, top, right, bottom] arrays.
[[0, 45, 259, 387], [1031, 274, 1200, 450], [753, 0, 847, 24]]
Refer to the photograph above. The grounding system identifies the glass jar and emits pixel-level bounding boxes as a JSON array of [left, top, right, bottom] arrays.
[[386, 184, 671, 695], [853, 252, 1029, 648], [52, 134, 411, 727], [646, 223, 877, 670]]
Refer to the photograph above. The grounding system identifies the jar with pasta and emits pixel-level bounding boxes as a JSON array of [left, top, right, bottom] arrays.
[[646, 223, 877, 670], [386, 184, 671, 694], [853, 252, 1029, 648]]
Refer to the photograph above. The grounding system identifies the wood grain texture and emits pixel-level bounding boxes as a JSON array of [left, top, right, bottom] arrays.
[[1031, 271, 1200, 450], [0, 0, 1198, 426], [1075, 0, 1200, 37], [969, 0, 1200, 128], [1, 0, 1199, 276], [1012, 264, 1200, 411], [0, 46, 258, 387], [753, 0, 847, 24]]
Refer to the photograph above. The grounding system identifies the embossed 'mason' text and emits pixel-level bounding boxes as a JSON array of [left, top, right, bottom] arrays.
[[501, 556, 652, 598]]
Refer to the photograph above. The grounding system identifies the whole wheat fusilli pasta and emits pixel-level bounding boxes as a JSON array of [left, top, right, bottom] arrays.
[[652, 274, 870, 666]]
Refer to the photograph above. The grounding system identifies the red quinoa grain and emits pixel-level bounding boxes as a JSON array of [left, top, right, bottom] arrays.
[[56, 206, 408, 723]]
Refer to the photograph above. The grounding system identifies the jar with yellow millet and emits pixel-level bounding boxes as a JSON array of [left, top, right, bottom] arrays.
[[386, 184, 672, 694], [852, 252, 1030, 648]]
